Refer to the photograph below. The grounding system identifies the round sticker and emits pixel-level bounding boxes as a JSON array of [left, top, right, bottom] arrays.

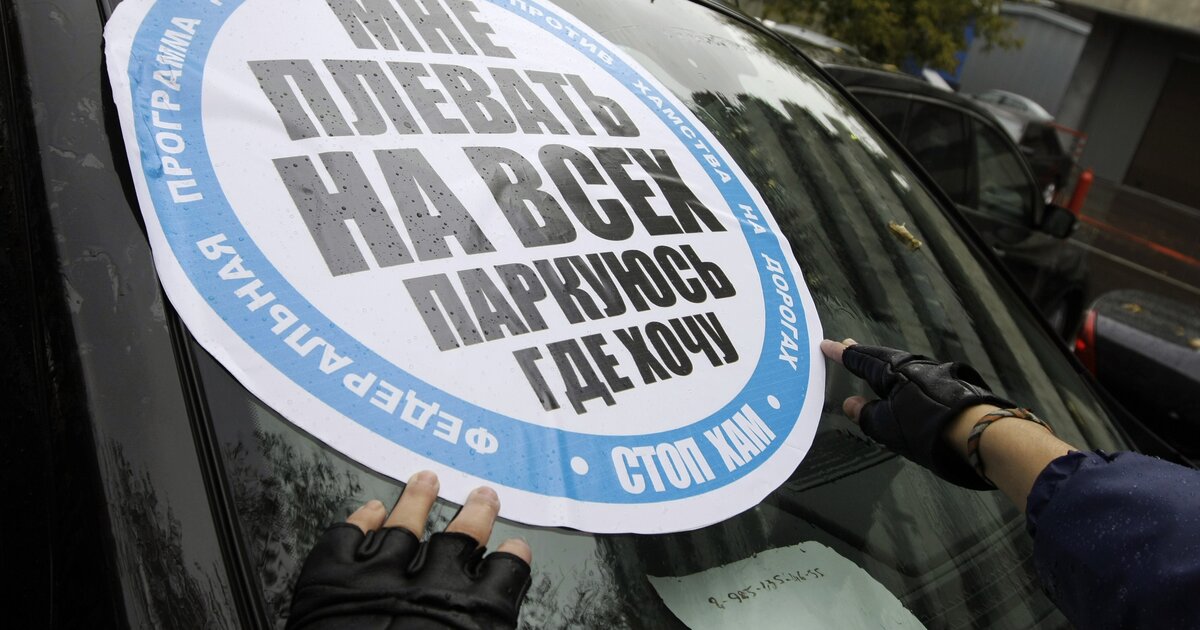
[[104, 0, 825, 533]]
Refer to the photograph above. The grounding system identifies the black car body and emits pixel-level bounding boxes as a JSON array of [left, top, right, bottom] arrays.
[[1076, 290, 1200, 462], [824, 65, 1087, 338], [3, 0, 1164, 628]]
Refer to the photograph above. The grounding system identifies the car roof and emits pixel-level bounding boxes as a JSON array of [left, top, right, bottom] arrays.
[[822, 64, 996, 120], [782, 39, 892, 72], [983, 89, 1036, 105], [769, 23, 860, 55]]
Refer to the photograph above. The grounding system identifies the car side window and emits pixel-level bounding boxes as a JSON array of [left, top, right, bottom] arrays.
[[853, 92, 909, 140], [971, 117, 1035, 222], [904, 101, 970, 205]]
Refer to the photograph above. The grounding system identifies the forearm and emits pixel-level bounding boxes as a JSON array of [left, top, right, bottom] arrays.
[[941, 407, 1200, 629], [945, 405, 1074, 511]]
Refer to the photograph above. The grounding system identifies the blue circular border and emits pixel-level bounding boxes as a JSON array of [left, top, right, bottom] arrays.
[[126, 0, 811, 504]]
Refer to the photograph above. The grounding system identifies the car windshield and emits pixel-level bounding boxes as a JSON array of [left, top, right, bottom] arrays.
[[190, 1, 1127, 627]]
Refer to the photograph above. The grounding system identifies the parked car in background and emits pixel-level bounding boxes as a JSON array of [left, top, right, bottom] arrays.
[[970, 89, 1053, 141], [968, 91, 1076, 202], [1075, 290, 1200, 463], [1015, 121, 1074, 204], [824, 66, 1087, 339], [3, 0, 1165, 628]]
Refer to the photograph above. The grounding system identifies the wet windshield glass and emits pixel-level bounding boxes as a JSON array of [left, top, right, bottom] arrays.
[[196, 1, 1126, 627]]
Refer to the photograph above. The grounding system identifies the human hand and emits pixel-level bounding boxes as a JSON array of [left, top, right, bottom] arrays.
[[286, 471, 532, 630], [820, 339, 1013, 490]]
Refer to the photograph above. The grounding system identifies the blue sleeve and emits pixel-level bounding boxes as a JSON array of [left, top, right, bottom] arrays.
[[1025, 450, 1200, 629]]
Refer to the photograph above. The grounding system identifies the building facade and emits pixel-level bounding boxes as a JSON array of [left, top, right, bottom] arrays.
[[1057, 1, 1200, 209]]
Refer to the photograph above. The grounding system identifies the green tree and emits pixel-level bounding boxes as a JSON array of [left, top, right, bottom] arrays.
[[754, 0, 1020, 71]]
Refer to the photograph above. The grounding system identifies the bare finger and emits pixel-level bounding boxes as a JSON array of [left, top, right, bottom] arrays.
[[445, 486, 501, 547], [384, 470, 440, 537], [346, 500, 388, 534], [820, 339, 847, 364], [496, 538, 533, 564], [842, 395, 868, 423], [819, 338, 859, 365]]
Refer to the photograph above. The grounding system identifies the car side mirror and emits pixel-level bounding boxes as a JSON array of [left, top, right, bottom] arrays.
[[1041, 204, 1077, 239]]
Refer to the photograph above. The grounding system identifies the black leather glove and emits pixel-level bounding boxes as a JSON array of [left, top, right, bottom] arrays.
[[286, 524, 532, 630], [841, 344, 1014, 490]]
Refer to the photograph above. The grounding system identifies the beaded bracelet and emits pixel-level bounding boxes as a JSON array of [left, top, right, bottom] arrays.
[[966, 408, 1054, 487]]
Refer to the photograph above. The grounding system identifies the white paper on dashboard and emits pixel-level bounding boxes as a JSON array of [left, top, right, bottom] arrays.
[[648, 541, 925, 629]]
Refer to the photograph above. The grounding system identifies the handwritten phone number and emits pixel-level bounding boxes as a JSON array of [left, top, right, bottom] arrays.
[[706, 568, 826, 609]]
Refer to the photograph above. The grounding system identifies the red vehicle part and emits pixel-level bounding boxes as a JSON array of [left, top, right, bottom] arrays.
[[1067, 168, 1094, 216], [1074, 308, 1098, 374]]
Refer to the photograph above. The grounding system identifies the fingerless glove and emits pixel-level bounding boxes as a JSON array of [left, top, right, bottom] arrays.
[[287, 525, 531, 630], [842, 344, 1014, 490]]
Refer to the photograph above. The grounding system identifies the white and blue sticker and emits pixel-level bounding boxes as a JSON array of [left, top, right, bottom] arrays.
[[105, 0, 825, 533]]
